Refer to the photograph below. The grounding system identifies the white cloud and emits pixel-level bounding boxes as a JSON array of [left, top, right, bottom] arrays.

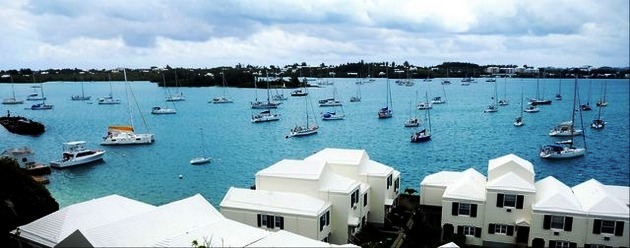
[[1, 0, 627, 69]]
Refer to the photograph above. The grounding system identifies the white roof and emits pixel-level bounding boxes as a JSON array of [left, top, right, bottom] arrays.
[[306, 148, 394, 177], [420, 171, 464, 188], [439, 242, 460, 248], [443, 170, 487, 202], [533, 176, 584, 215], [249, 230, 355, 247], [156, 217, 270, 247], [14, 194, 155, 247], [487, 154, 534, 183], [79, 194, 222, 247], [256, 159, 326, 180], [220, 187, 330, 217], [487, 171, 536, 193], [604, 185, 630, 207], [320, 170, 361, 194], [572, 179, 629, 219]]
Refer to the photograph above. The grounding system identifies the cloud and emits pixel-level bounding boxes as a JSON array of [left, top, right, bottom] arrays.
[[1, 0, 628, 69]]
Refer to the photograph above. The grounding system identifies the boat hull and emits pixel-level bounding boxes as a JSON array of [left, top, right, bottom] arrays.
[[411, 134, 431, 143], [540, 147, 585, 159], [190, 157, 211, 165], [50, 150, 106, 168], [101, 133, 154, 145]]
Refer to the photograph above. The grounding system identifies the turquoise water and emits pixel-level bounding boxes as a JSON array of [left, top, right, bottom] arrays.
[[1, 78, 628, 208]]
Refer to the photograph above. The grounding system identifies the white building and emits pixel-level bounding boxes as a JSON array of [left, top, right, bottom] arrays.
[[419, 154, 629, 248], [221, 148, 400, 245], [10, 194, 353, 247]]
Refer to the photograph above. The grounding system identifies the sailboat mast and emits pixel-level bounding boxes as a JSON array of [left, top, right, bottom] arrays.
[[520, 86, 524, 117], [124, 69, 134, 128], [571, 76, 578, 146], [426, 91, 432, 133], [10, 76, 16, 98]]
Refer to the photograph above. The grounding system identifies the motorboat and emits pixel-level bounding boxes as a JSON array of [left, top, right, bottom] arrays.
[[31, 102, 53, 110], [151, 106, 176, 114], [50, 141, 106, 168], [431, 96, 445, 104], [404, 118, 419, 127], [524, 105, 540, 113], [290, 89, 308, 96], [101, 126, 154, 145], [417, 102, 432, 110], [252, 110, 280, 123], [190, 157, 211, 165], [319, 98, 342, 107], [321, 111, 344, 121], [212, 96, 234, 104]]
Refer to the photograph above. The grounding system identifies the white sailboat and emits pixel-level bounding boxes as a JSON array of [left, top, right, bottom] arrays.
[[98, 74, 121, 105], [580, 79, 592, 111], [30, 82, 52, 110], [152, 75, 177, 114], [190, 128, 211, 165], [212, 72, 233, 103], [287, 87, 318, 137], [484, 80, 498, 113], [441, 69, 451, 85], [252, 109, 280, 123], [2, 76, 24, 104], [540, 76, 586, 159], [431, 84, 447, 104], [411, 91, 432, 142], [26, 75, 46, 101], [591, 82, 607, 129], [498, 77, 509, 106], [596, 80, 608, 107], [529, 74, 552, 105], [555, 78, 562, 100], [350, 81, 361, 102], [101, 69, 154, 145], [514, 87, 524, 127], [319, 73, 342, 107], [166, 72, 185, 101], [405, 91, 419, 127], [378, 66, 393, 118], [71, 76, 91, 101], [251, 73, 280, 109]]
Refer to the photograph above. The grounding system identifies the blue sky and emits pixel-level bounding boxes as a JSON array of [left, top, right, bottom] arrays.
[[1, 0, 628, 70]]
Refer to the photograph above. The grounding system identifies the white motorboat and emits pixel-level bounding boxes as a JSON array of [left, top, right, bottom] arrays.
[[524, 105, 540, 113], [417, 102, 432, 110], [190, 157, 211, 165], [404, 118, 419, 127], [151, 106, 176, 114], [252, 110, 280, 123], [321, 111, 344, 121], [50, 141, 106, 168]]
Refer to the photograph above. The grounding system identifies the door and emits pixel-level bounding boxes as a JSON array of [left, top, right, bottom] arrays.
[[516, 226, 530, 244]]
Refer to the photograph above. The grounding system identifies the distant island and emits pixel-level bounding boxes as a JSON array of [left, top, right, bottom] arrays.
[[1, 61, 628, 89]]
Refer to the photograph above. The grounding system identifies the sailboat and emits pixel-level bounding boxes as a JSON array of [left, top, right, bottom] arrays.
[[580, 79, 592, 111], [441, 69, 451, 85], [272, 86, 288, 101], [319, 73, 342, 107], [423, 70, 432, 82], [98, 74, 121, 104], [251, 73, 280, 109], [529, 74, 551, 105], [484, 80, 498, 113], [166, 72, 185, 101], [540, 76, 586, 159], [2, 76, 24, 104], [151, 75, 177, 114], [350, 81, 361, 102], [514, 87, 524, 127], [555, 78, 563, 100], [411, 91, 432, 142], [286, 87, 318, 137], [591, 105, 606, 129], [596, 81, 608, 107], [101, 69, 154, 145], [30, 82, 52, 110], [26, 76, 46, 101], [378, 66, 393, 118], [498, 77, 509, 106], [190, 128, 211, 165], [405, 92, 419, 127], [432, 84, 447, 104], [71, 76, 91, 101], [212, 72, 233, 103], [321, 104, 345, 120]]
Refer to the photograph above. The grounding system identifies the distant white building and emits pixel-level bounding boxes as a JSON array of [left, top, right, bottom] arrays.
[[420, 154, 629, 248], [220, 148, 401, 245], [10, 194, 352, 247]]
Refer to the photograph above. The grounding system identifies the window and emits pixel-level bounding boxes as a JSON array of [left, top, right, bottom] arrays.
[[274, 216, 284, 230], [350, 189, 360, 207], [260, 214, 268, 226], [363, 193, 368, 207], [463, 226, 476, 236], [488, 223, 514, 236], [320, 210, 330, 231], [551, 216, 565, 229], [257, 214, 283, 229], [549, 240, 576, 248], [394, 177, 400, 192], [543, 215, 573, 231], [555, 241, 570, 248], [504, 194, 517, 207], [593, 219, 624, 236], [495, 224, 508, 234], [387, 175, 392, 189], [458, 203, 471, 216]]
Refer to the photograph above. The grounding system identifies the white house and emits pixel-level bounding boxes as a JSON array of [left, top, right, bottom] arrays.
[[419, 154, 629, 248], [572, 179, 629, 248], [10, 194, 352, 247], [220, 187, 333, 242]]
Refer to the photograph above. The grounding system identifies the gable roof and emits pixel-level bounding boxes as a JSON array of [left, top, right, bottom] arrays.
[[487, 154, 535, 184], [443, 170, 487, 202], [533, 176, 584, 215], [572, 179, 629, 219], [486, 171, 536, 193], [306, 148, 394, 177], [256, 159, 326, 180], [13, 194, 155, 247], [421, 171, 465, 188], [220, 187, 330, 217]]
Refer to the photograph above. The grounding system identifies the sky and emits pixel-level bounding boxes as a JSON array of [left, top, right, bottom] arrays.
[[1, 0, 628, 70]]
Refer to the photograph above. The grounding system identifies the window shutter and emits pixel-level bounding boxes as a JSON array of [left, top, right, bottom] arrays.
[[364, 193, 368, 207], [488, 224, 495, 234], [569, 242, 577, 248], [452, 202, 459, 216], [470, 204, 477, 218], [279, 216, 284, 230], [516, 195, 524, 209], [543, 215, 551, 230], [457, 226, 463, 234], [496, 194, 504, 207], [257, 214, 262, 227], [549, 240, 556, 248], [615, 221, 624, 236], [475, 227, 482, 238], [564, 217, 573, 231], [507, 225, 514, 236], [593, 219, 601, 234], [326, 211, 330, 225], [320, 216, 324, 231], [267, 215, 273, 228]]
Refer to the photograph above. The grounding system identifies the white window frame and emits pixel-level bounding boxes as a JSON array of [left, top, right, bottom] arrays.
[[261, 214, 268, 226], [555, 241, 570, 248], [495, 224, 508, 235], [503, 194, 517, 207], [601, 220, 616, 234], [274, 216, 282, 229], [463, 226, 476, 236], [458, 203, 471, 216]]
